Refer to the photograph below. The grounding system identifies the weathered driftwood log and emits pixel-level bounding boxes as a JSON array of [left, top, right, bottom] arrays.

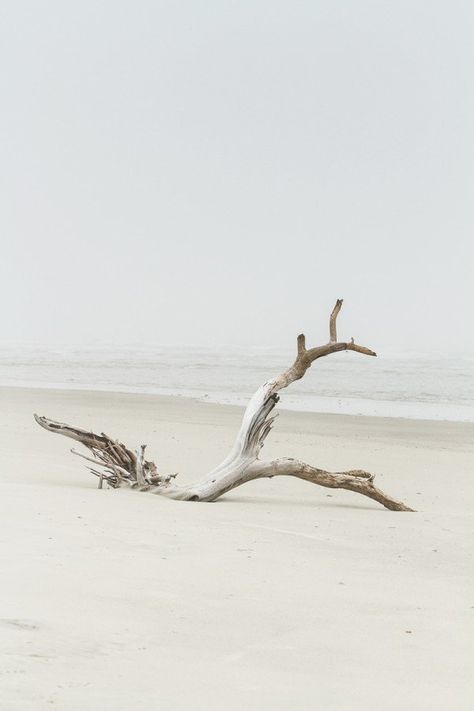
[[34, 300, 414, 511]]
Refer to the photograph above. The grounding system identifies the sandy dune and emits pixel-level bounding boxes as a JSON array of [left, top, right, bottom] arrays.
[[1, 386, 473, 710]]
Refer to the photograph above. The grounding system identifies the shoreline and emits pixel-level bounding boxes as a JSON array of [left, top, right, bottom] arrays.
[[1, 381, 473, 424]]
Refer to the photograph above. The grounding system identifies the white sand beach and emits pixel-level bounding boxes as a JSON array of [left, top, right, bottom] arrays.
[[1, 385, 472, 710]]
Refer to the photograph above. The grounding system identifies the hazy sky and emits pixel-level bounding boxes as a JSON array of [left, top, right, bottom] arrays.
[[1, 1, 472, 351]]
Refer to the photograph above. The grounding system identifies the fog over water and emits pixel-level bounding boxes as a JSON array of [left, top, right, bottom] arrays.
[[1, 3, 472, 365]]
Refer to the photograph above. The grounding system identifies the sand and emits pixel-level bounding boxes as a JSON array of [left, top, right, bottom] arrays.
[[0, 385, 473, 710]]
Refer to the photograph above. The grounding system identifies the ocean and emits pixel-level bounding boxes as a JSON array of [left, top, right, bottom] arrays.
[[0, 345, 473, 422]]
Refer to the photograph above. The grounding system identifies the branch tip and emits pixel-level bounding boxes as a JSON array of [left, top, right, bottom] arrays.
[[297, 333, 306, 355], [329, 299, 344, 343]]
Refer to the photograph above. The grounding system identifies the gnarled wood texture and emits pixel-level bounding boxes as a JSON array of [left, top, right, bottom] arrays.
[[34, 300, 414, 511]]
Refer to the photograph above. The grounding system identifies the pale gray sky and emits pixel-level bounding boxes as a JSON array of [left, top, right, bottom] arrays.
[[1, 1, 472, 351]]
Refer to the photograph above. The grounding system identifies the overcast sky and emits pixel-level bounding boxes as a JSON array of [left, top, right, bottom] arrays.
[[1, 1, 472, 352]]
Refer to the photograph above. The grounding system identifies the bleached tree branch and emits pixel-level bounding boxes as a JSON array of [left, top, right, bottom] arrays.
[[34, 300, 413, 512]]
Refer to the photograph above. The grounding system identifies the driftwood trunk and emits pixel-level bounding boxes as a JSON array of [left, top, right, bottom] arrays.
[[35, 300, 414, 512]]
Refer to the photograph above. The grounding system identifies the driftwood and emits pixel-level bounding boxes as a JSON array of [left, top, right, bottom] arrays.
[[34, 300, 413, 511]]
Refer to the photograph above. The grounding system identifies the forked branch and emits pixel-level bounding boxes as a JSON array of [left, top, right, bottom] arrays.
[[278, 299, 376, 390], [34, 300, 414, 512]]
